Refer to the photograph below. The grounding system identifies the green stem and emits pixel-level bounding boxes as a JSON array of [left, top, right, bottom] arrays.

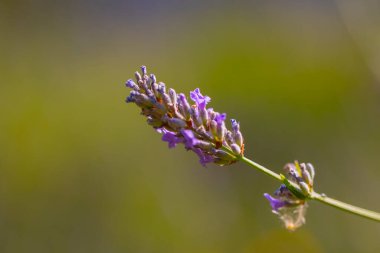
[[239, 155, 380, 222]]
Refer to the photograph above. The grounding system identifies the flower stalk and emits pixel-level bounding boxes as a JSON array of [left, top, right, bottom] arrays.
[[125, 66, 380, 230]]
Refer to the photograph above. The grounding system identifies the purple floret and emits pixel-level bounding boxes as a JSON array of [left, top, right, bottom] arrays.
[[264, 193, 287, 211], [162, 131, 183, 148], [231, 119, 239, 132], [193, 148, 214, 166], [181, 129, 198, 149], [190, 88, 211, 110], [215, 113, 227, 124]]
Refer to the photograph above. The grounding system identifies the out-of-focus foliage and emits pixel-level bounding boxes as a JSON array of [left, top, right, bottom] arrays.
[[0, 1, 379, 252]]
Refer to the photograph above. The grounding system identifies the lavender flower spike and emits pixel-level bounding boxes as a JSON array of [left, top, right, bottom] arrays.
[[125, 66, 244, 166]]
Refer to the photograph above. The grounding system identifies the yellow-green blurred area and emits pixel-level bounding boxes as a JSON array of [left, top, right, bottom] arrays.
[[1, 0, 380, 252]]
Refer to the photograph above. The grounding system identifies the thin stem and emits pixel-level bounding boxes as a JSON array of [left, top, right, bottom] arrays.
[[240, 156, 282, 181], [312, 193, 380, 222], [238, 154, 380, 222]]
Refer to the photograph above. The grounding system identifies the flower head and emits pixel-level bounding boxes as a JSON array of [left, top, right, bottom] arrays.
[[125, 66, 244, 166], [264, 161, 316, 231]]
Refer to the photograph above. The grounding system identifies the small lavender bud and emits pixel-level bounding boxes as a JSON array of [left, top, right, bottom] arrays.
[[190, 107, 203, 127], [194, 140, 214, 151], [306, 163, 315, 180], [234, 131, 243, 147], [299, 182, 311, 196], [208, 108, 216, 120], [178, 93, 191, 120], [231, 119, 240, 133], [230, 143, 241, 155], [284, 163, 296, 175], [196, 125, 214, 141], [169, 89, 177, 106], [216, 122, 226, 142], [288, 169, 302, 184], [161, 93, 172, 109], [150, 74, 157, 84], [134, 71, 142, 81], [167, 117, 187, 130], [157, 82, 166, 95], [141, 65, 147, 76], [125, 79, 140, 91], [135, 93, 154, 108], [300, 163, 313, 186], [210, 120, 217, 138], [126, 90, 137, 103], [199, 107, 209, 126], [225, 131, 234, 145], [150, 82, 159, 97]]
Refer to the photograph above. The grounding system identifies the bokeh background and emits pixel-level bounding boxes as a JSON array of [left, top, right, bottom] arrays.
[[1, 0, 380, 252]]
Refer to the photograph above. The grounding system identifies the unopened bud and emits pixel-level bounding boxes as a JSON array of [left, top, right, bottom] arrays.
[[230, 143, 241, 155], [299, 182, 311, 196], [306, 163, 315, 180], [191, 107, 203, 127], [300, 163, 313, 186], [167, 117, 187, 130], [134, 71, 142, 81]]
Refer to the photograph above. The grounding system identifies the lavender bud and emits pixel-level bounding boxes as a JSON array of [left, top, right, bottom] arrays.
[[150, 74, 157, 85], [157, 82, 166, 95], [300, 163, 313, 186], [194, 140, 213, 151], [226, 131, 234, 145], [283, 163, 296, 174], [230, 143, 241, 155], [191, 107, 203, 127], [167, 117, 187, 130], [231, 119, 240, 133], [134, 71, 142, 81], [162, 93, 172, 109], [288, 169, 302, 184], [200, 107, 209, 126], [178, 94, 191, 120], [169, 89, 177, 106], [210, 120, 217, 138], [141, 65, 147, 76], [306, 163, 315, 180], [125, 79, 140, 91], [299, 182, 311, 196], [150, 82, 159, 98], [208, 108, 216, 120], [234, 131, 243, 147], [216, 122, 226, 142], [126, 90, 138, 103], [135, 93, 154, 108]]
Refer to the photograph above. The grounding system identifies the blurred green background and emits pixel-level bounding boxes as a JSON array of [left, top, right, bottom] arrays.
[[1, 1, 380, 252]]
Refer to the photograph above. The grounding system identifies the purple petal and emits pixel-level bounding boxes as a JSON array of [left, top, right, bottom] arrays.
[[215, 113, 226, 124], [181, 129, 197, 149], [193, 148, 214, 167], [162, 131, 182, 148], [231, 119, 239, 132], [190, 88, 211, 110], [264, 193, 287, 211]]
